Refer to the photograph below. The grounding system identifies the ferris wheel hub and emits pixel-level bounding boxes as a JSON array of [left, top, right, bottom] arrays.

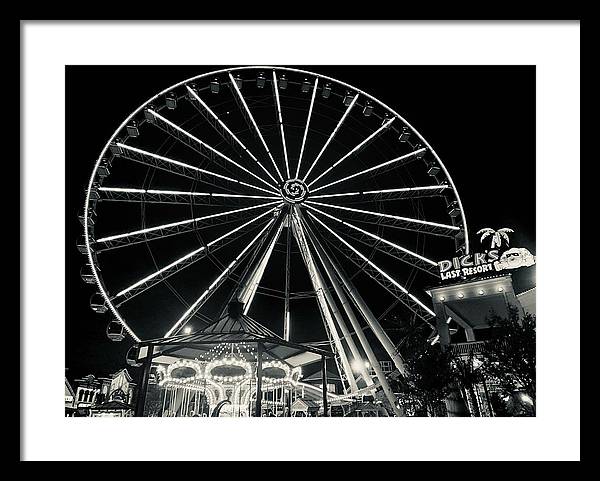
[[281, 178, 309, 204]]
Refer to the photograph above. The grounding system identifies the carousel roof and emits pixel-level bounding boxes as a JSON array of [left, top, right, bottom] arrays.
[[303, 369, 343, 382], [139, 301, 333, 369]]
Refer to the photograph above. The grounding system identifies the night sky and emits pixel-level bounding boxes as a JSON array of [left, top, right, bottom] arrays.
[[65, 65, 535, 384]]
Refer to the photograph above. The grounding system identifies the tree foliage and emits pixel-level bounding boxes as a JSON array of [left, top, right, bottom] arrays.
[[482, 307, 536, 407], [400, 336, 456, 416]]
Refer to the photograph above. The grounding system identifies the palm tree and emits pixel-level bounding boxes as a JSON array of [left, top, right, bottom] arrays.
[[477, 227, 514, 249]]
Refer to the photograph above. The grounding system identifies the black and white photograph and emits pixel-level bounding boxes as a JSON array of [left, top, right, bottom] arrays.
[[22, 21, 580, 461], [66, 65, 537, 420]]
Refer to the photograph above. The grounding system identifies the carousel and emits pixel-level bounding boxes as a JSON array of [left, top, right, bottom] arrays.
[[129, 301, 339, 417]]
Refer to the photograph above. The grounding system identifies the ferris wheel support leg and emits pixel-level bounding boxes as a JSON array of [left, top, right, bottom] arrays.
[[291, 208, 358, 393], [255, 342, 263, 417], [135, 344, 154, 417], [301, 220, 375, 388], [306, 217, 408, 375], [305, 224, 403, 417], [322, 356, 329, 417], [283, 217, 292, 341]]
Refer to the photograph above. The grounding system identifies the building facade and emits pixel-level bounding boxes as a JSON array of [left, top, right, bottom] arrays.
[[66, 369, 137, 417]]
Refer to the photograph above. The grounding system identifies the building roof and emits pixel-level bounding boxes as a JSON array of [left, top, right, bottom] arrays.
[[111, 368, 134, 383], [517, 286, 536, 315], [75, 374, 101, 386], [64, 377, 75, 398], [291, 398, 320, 410]]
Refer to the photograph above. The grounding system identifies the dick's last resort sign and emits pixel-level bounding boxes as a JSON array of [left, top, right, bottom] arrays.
[[438, 228, 536, 281]]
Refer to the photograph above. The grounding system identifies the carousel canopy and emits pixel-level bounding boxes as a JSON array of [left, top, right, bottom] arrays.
[[138, 301, 333, 369]]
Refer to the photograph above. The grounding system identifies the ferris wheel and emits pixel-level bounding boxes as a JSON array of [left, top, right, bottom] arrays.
[[78, 66, 469, 411]]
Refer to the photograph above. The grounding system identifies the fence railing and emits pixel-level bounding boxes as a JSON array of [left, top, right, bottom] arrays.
[[450, 341, 487, 356]]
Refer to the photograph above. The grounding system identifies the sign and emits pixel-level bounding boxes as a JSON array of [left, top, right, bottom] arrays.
[[438, 227, 535, 281]]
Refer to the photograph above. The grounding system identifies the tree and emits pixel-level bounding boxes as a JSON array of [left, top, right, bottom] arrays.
[[482, 308, 536, 413], [452, 351, 486, 417], [477, 227, 514, 248], [400, 337, 456, 416]]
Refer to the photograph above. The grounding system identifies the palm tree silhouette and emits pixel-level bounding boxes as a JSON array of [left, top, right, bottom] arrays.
[[477, 228, 514, 249]]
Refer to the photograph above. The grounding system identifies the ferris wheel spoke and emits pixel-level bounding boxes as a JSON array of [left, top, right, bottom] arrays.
[[110, 208, 278, 306], [239, 220, 286, 315], [114, 143, 278, 196], [309, 184, 450, 203], [301, 93, 358, 183], [306, 200, 460, 237], [217, 212, 286, 318], [305, 205, 439, 276], [164, 218, 278, 337], [98, 186, 278, 206], [185, 85, 280, 186], [307, 117, 394, 188], [272, 71, 291, 179], [228, 72, 285, 182], [94, 201, 281, 251], [309, 147, 427, 194], [307, 211, 435, 325], [295, 77, 318, 179], [145, 109, 280, 192]]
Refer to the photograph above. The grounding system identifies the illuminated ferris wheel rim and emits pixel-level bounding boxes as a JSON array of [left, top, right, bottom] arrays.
[[82, 65, 470, 350]]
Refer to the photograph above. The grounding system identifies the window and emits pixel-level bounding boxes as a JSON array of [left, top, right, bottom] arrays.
[[380, 361, 393, 373]]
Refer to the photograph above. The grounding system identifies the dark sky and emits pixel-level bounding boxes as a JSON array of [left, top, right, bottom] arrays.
[[65, 65, 535, 383]]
